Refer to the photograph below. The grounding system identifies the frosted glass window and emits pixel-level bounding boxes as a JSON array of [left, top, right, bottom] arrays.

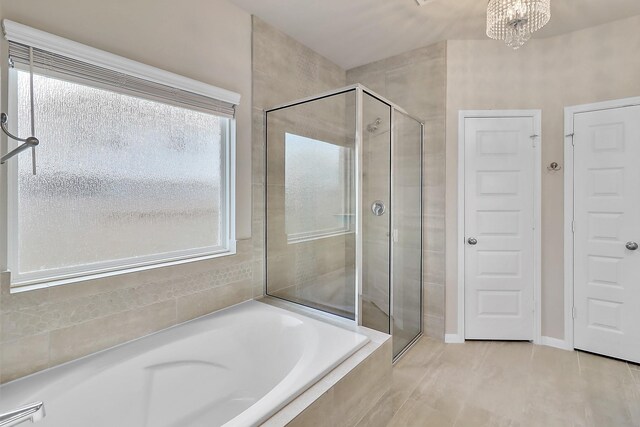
[[285, 133, 352, 241], [11, 69, 230, 285]]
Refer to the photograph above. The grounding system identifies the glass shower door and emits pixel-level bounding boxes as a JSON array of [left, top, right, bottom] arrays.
[[361, 93, 392, 333], [265, 90, 356, 319], [392, 111, 423, 357]]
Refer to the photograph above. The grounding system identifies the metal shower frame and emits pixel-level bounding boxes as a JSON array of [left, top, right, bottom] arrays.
[[264, 84, 425, 361]]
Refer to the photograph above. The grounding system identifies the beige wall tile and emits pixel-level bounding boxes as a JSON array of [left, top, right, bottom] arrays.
[[424, 250, 445, 285], [425, 214, 445, 253], [333, 339, 392, 427], [252, 260, 264, 298], [176, 279, 252, 323], [426, 283, 445, 319], [0, 333, 50, 383], [49, 300, 176, 367], [1, 259, 253, 342], [286, 389, 336, 427], [425, 314, 445, 339], [252, 108, 266, 184], [278, 337, 392, 427], [1, 248, 254, 382]]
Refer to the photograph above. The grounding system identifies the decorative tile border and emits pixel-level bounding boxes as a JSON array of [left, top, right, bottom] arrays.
[[1, 261, 252, 342]]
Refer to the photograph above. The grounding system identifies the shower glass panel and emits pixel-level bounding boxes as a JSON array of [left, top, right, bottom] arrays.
[[265, 90, 356, 319], [361, 93, 391, 333], [265, 85, 423, 359], [392, 111, 423, 357]]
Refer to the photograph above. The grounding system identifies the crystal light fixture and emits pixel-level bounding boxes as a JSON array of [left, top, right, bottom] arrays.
[[487, 0, 551, 49]]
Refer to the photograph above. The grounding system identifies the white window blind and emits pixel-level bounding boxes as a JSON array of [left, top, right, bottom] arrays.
[[3, 20, 240, 118]]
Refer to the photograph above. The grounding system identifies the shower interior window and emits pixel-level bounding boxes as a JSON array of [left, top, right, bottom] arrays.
[[4, 66, 235, 289], [284, 133, 354, 243]]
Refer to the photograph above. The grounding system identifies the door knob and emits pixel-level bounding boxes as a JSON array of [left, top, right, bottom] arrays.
[[626, 241, 639, 251], [468, 237, 478, 245]]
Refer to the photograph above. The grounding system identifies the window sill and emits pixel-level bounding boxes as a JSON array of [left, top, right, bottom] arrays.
[[8, 243, 238, 294]]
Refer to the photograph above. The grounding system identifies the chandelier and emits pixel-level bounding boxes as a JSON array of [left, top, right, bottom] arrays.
[[487, 0, 551, 49]]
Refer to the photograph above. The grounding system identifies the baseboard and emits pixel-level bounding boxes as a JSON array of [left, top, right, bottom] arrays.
[[444, 333, 571, 349], [444, 334, 464, 344], [540, 336, 573, 351]]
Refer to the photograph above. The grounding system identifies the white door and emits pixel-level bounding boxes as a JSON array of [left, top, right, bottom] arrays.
[[464, 116, 536, 340], [573, 105, 640, 363]]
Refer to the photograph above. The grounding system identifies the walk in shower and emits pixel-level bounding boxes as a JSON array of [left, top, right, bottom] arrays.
[[265, 85, 423, 359]]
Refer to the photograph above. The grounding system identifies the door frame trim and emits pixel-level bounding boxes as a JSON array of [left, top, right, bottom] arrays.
[[563, 96, 640, 351], [457, 110, 542, 343]]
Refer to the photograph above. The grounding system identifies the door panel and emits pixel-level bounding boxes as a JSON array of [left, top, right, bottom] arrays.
[[391, 110, 422, 358], [464, 117, 535, 340], [361, 93, 391, 334], [573, 105, 640, 363]]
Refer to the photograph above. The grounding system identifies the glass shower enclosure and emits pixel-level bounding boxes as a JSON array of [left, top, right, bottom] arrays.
[[264, 85, 423, 359]]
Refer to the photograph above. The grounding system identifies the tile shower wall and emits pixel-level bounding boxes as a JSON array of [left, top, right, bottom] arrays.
[[252, 17, 349, 305], [347, 42, 447, 339]]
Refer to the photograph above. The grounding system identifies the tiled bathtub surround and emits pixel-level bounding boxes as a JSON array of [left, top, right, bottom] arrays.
[[283, 339, 392, 427], [263, 314, 393, 427], [0, 241, 254, 383]]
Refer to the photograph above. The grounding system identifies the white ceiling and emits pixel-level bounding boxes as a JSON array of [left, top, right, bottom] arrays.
[[228, 0, 640, 69]]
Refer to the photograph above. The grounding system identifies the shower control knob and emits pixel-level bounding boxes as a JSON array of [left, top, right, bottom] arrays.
[[467, 237, 478, 246], [371, 200, 386, 216], [626, 241, 638, 251]]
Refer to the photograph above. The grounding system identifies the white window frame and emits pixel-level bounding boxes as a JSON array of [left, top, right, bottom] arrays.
[[283, 132, 354, 244], [0, 21, 239, 292]]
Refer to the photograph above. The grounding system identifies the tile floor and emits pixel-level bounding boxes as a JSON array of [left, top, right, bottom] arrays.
[[388, 338, 640, 427]]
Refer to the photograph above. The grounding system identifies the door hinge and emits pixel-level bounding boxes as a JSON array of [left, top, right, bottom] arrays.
[[566, 133, 575, 146], [530, 134, 538, 148], [572, 306, 577, 319], [571, 220, 575, 233]]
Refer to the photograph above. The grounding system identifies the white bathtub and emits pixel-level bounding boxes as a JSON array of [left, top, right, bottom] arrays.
[[0, 300, 369, 427]]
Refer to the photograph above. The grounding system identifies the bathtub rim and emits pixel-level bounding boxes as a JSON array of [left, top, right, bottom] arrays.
[[256, 296, 389, 345]]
